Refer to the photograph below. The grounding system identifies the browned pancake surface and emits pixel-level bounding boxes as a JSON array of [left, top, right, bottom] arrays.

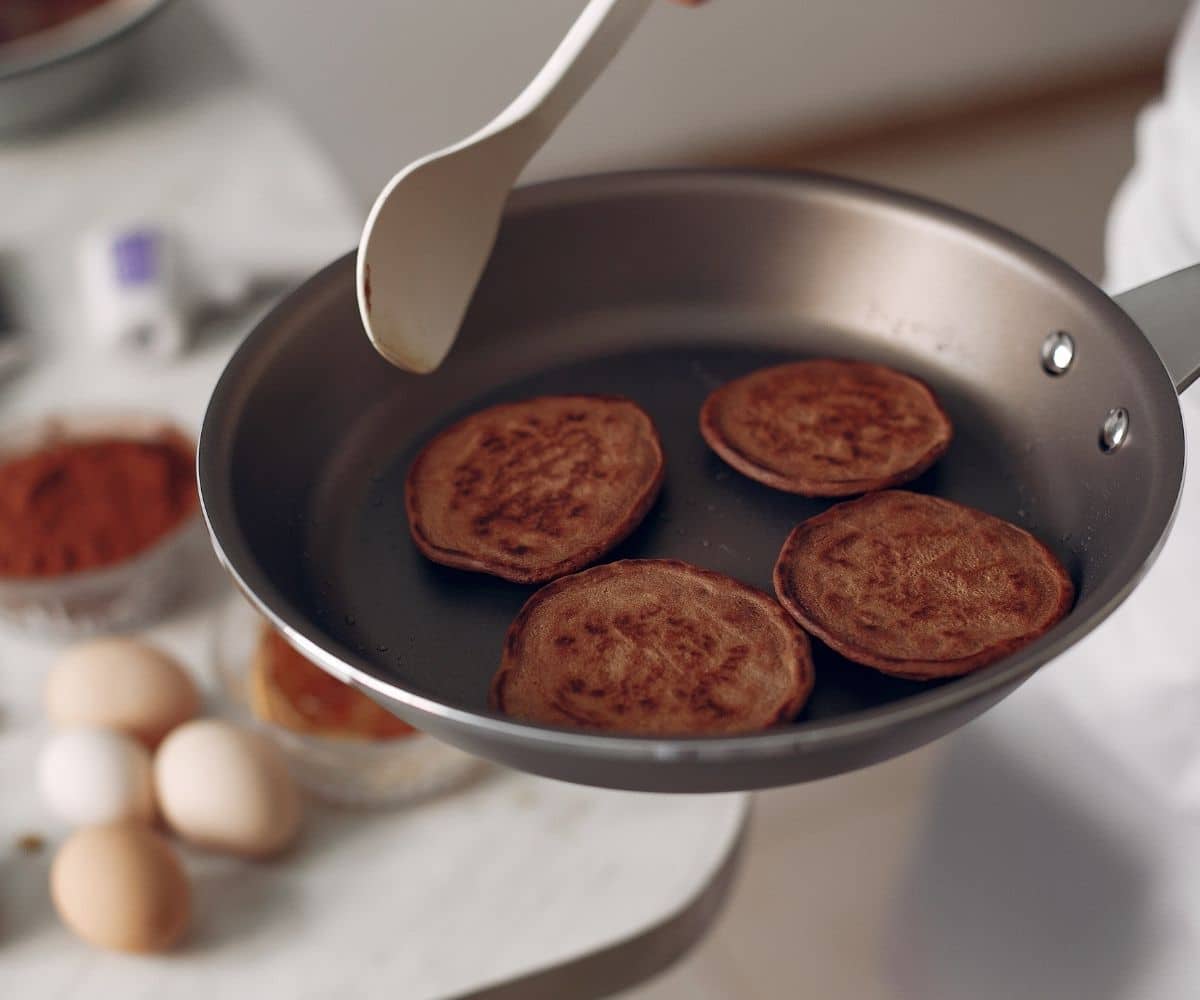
[[491, 559, 814, 735], [407, 396, 664, 583], [700, 360, 953, 496], [773, 491, 1074, 679]]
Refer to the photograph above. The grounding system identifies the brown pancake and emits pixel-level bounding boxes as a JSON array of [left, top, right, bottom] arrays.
[[773, 491, 1075, 680], [699, 360, 953, 496], [490, 559, 814, 735], [407, 395, 665, 583]]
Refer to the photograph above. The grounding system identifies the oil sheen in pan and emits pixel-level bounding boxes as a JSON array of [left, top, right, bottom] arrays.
[[304, 343, 1044, 724]]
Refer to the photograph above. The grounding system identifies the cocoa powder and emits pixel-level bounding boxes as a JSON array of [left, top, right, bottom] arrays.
[[0, 434, 197, 577]]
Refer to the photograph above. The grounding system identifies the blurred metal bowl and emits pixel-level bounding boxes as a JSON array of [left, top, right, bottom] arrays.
[[0, 0, 172, 134]]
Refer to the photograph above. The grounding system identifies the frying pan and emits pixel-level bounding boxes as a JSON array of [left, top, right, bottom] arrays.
[[198, 170, 1200, 793]]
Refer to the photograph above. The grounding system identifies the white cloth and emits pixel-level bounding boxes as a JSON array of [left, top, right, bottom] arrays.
[[883, 12, 1200, 999], [1048, 1, 1200, 817], [1107, 3, 1200, 292]]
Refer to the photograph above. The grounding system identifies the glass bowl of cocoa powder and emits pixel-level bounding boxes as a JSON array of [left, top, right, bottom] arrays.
[[0, 409, 203, 635]]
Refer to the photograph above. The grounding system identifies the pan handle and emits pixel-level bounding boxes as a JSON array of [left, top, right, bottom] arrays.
[[1113, 263, 1200, 394]]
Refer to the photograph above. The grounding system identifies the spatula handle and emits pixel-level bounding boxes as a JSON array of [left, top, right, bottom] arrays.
[[490, 0, 654, 152]]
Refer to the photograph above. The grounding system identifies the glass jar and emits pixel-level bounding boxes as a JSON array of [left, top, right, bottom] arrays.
[[211, 594, 485, 807]]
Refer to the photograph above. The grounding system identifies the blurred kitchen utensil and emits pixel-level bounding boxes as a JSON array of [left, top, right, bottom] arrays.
[[0, 0, 172, 134], [357, 0, 653, 374], [79, 222, 190, 360]]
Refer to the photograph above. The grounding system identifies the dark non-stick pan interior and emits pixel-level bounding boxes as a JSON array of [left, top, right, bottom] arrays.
[[199, 171, 1183, 791]]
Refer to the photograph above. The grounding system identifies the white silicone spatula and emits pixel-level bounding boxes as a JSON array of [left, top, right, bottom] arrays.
[[356, 0, 654, 373]]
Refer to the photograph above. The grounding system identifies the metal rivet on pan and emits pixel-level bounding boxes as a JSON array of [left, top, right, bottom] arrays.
[[1100, 407, 1129, 452], [1041, 331, 1075, 375]]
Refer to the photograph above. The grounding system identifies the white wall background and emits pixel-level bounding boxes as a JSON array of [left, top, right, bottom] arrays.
[[202, 0, 1190, 207]]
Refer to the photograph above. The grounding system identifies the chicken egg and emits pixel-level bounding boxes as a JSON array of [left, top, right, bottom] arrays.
[[154, 719, 301, 858], [51, 823, 190, 952], [45, 637, 200, 748], [39, 727, 156, 827]]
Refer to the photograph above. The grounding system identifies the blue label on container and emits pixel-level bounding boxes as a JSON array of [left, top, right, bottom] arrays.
[[113, 230, 158, 286]]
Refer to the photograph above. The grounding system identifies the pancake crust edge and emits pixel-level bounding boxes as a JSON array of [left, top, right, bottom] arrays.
[[773, 490, 1075, 680], [407, 395, 665, 583], [491, 559, 815, 735], [700, 360, 953, 497]]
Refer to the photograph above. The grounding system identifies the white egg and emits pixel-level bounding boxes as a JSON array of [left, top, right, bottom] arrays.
[[154, 719, 301, 858], [39, 728, 156, 827]]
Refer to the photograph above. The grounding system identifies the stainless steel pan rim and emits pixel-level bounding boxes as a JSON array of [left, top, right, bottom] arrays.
[[202, 514, 1174, 766], [198, 168, 1189, 788]]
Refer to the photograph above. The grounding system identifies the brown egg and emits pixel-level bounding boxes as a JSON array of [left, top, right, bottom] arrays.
[[46, 637, 200, 748], [51, 824, 190, 953]]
